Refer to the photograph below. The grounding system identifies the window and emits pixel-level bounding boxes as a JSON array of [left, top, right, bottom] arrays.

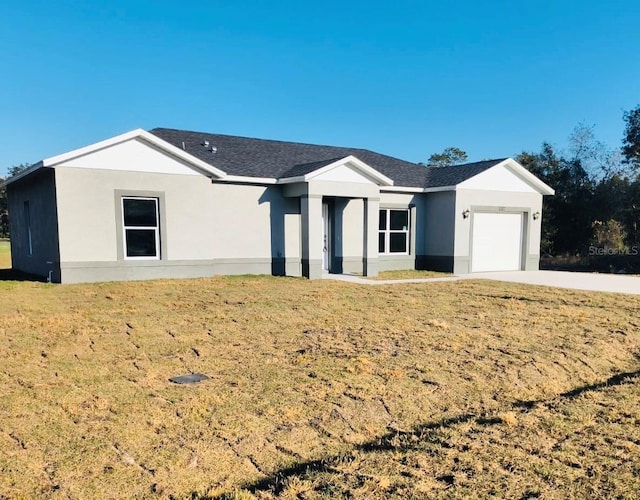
[[122, 197, 160, 259], [24, 201, 33, 256], [379, 209, 409, 254]]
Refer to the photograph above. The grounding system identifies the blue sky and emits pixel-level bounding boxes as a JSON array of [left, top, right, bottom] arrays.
[[1, 1, 639, 176]]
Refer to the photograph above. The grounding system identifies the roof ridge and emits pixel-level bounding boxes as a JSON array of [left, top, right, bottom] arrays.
[[149, 127, 420, 167], [150, 127, 364, 153], [149, 128, 508, 188]]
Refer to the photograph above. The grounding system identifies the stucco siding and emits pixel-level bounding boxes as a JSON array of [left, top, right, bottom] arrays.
[[53, 167, 300, 281], [7, 169, 60, 280], [55, 167, 217, 263], [340, 198, 364, 260], [379, 192, 419, 205], [209, 183, 295, 259]]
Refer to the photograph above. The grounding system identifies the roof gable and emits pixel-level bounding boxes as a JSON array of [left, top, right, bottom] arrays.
[[46, 129, 226, 178], [54, 136, 206, 177], [280, 155, 393, 185], [1, 129, 227, 187], [457, 158, 554, 195], [458, 163, 537, 193]]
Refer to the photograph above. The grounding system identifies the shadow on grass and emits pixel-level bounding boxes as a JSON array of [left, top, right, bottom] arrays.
[[212, 368, 640, 498], [515, 368, 640, 409], [0, 268, 46, 282]]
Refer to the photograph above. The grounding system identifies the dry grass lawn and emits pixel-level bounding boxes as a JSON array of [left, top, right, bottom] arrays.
[[0, 275, 639, 498], [369, 269, 452, 280]]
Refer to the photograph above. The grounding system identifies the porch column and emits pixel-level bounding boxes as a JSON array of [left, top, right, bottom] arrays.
[[301, 194, 323, 279], [410, 204, 418, 267], [363, 196, 379, 277]]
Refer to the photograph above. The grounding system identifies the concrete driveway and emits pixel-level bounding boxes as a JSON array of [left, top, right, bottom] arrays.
[[461, 270, 640, 295], [325, 270, 640, 294]]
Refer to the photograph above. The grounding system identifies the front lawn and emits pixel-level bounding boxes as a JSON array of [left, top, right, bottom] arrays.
[[0, 276, 638, 498], [370, 269, 452, 280]]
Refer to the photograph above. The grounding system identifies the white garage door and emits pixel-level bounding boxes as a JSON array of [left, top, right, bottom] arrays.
[[471, 212, 523, 272]]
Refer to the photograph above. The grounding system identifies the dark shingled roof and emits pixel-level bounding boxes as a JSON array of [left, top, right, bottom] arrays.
[[280, 157, 348, 179], [149, 128, 505, 189], [423, 159, 509, 188]]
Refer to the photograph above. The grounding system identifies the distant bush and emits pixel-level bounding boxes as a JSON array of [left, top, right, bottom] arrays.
[[591, 219, 627, 253]]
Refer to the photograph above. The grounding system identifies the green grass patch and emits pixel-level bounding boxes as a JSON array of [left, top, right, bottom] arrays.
[[0, 276, 638, 498], [0, 240, 10, 268]]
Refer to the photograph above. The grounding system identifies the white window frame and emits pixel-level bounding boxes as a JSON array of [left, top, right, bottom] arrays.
[[379, 208, 410, 255], [121, 197, 160, 260]]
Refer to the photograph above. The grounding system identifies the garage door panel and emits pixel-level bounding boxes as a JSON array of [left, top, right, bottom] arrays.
[[471, 212, 523, 272]]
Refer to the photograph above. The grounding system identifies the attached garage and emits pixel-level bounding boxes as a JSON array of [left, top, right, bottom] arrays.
[[447, 159, 555, 275], [471, 212, 524, 272]]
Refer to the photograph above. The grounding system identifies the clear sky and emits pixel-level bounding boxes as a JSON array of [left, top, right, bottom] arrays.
[[1, 1, 639, 176]]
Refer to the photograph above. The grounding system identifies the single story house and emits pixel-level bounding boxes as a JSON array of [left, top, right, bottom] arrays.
[[1, 128, 554, 283]]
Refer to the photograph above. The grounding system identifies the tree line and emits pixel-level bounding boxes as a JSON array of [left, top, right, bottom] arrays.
[[0, 164, 29, 238]]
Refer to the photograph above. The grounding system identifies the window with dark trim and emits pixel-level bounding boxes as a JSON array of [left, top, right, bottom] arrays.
[[379, 209, 409, 254], [122, 197, 160, 259]]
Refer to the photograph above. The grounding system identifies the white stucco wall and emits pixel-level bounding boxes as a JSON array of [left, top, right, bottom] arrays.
[[341, 198, 365, 259], [55, 167, 218, 262], [209, 182, 298, 259], [55, 169, 297, 266]]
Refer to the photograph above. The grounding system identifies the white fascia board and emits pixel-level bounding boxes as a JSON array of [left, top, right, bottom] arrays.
[[43, 129, 227, 179], [380, 185, 456, 193], [215, 175, 278, 185], [277, 176, 306, 185], [498, 158, 555, 195], [304, 155, 394, 186]]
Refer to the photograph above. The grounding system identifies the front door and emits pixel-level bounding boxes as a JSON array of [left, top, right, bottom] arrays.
[[322, 202, 331, 271]]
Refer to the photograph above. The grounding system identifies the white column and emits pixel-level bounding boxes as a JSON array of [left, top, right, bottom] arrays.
[[301, 194, 323, 279], [363, 196, 379, 277]]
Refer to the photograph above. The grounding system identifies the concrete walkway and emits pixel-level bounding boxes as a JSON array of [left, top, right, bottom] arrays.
[[466, 270, 640, 295], [323, 270, 640, 295]]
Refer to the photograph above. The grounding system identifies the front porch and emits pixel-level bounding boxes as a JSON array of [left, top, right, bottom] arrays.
[[279, 155, 393, 279], [298, 192, 380, 280]]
